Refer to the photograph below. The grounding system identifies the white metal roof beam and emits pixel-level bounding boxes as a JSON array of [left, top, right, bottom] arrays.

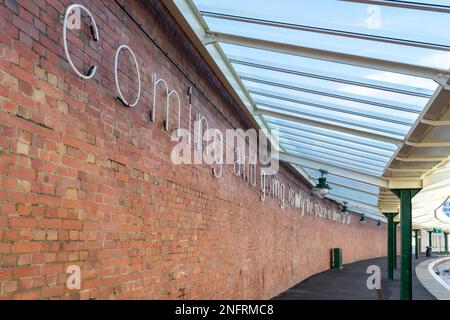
[[255, 108, 404, 145], [201, 11, 450, 52], [341, 0, 450, 14], [278, 152, 389, 188], [327, 193, 378, 209], [279, 133, 390, 162], [281, 140, 386, 167], [247, 86, 418, 123], [406, 141, 450, 147], [327, 182, 379, 197], [284, 147, 384, 174], [206, 31, 450, 79], [396, 156, 450, 162], [258, 104, 404, 137], [325, 195, 385, 220], [300, 168, 380, 193], [245, 76, 422, 115], [421, 119, 450, 126], [267, 120, 397, 153], [230, 58, 433, 98]]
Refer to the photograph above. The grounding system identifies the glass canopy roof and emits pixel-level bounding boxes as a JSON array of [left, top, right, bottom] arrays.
[[181, 0, 450, 219]]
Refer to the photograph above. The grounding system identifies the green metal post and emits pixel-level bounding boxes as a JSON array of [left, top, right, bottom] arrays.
[[445, 232, 448, 255], [394, 221, 399, 269], [414, 229, 419, 259], [392, 188, 421, 301], [384, 213, 396, 281], [428, 230, 433, 249]]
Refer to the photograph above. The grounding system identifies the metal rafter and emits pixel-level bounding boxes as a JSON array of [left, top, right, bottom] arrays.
[[327, 182, 379, 197], [325, 194, 384, 219], [340, 0, 450, 13], [304, 170, 380, 194], [247, 87, 417, 125], [284, 146, 384, 174], [243, 76, 423, 115], [327, 192, 378, 207], [279, 132, 391, 162], [256, 106, 404, 145], [421, 119, 450, 126], [281, 140, 387, 168], [267, 120, 397, 154], [205, 31, 450, 79], [278, 152, 388, 187], [201, 10, 450, 52], [396, 155, 450, 162], [406, 141, 450, 147], [230, 57, 433, 98], [257, 102, 406, 137]]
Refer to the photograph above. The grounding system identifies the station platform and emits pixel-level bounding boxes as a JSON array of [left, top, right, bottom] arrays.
[[273, 256, 437, 300]]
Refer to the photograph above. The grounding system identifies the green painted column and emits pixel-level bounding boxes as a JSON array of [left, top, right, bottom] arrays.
[[445, 232, 448, 255], [428, 230, 433, 249], [394, 221, 399, 269], [384, 213, 397, 281], [392, 188, 421, 301], [413, 229, 419, 259]]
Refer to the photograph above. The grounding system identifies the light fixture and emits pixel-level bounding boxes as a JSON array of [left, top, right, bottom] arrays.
[[377, 220, 381, 227], [360, 214, 366, 224], [311, 169, 331, 199], [341, 201, 348, 214]]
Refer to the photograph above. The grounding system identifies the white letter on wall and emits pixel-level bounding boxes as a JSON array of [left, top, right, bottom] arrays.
[[63, 4, 99, 79], [114, 45, 141, 107]]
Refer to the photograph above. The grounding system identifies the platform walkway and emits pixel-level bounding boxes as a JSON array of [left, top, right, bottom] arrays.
[[273, 255, 437, 300]]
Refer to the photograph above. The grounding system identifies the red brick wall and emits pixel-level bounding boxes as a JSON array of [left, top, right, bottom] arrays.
[[0, 0, 387, 299]]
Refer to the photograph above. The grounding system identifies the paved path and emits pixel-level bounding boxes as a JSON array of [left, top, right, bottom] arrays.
[[273, 255, 436, 300], [415, 257, 450, 300]]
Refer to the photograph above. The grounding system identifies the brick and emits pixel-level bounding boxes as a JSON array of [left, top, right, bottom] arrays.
[[1, 100, 17, 113], [9, 166, 35, 180], [32, 230, 46, 241], [18, 278, 33, 290], [17, 254, 31, 265], [12, 242, 40, 253], [65, 188, 77, 199], [9, 217, 36, 228], [16, 179, 31, 192], [14, 265, 40, 277], [18, 130, 31, 144], [0, 269, 13, 281], [47, 73, 57, 87], [2, 255, 17, 267], [16, 203, 30, 215], [12, 15, 39, 41], [62, 220, 82, 230], [13, 290, 40, 299], [46, 230, 57, 241], [18, 79, 32, 96], [38, 218, 61, 229], [4, 230, 19, 241], [4, 281, 19, 294], [16, 141, 29, 155]]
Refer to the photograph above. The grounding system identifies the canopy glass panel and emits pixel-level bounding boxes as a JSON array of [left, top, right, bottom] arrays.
[[180, 0, 448, 218]]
